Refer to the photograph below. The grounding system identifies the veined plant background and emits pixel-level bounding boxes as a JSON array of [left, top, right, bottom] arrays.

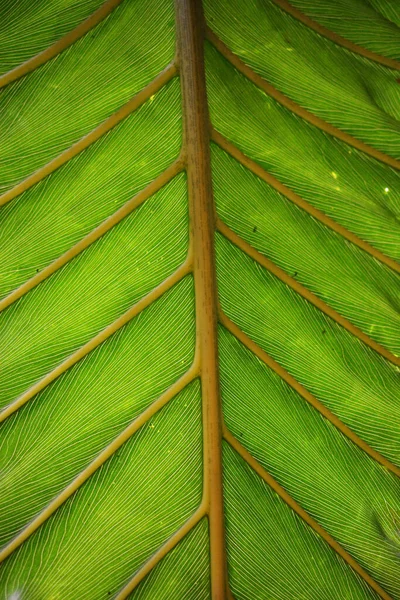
[[0, 0, 399, 598]]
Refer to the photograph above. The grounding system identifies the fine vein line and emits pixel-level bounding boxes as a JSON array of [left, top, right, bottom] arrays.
[[0, 366, 199, 564], [269, 0, 400, 70], [0, 0, 125, 88], [223, 425, 394, 600], [176, 0, 228, 597], [114, 504, 206, 599], [0, 156, 185, 314], [219, 310, 400, 478], [212, 129, 400, 274], [217, 218, 400, 366], [0, 61, 178, 208], [207, 29, 400, 171], [0, 257, 192, 425]]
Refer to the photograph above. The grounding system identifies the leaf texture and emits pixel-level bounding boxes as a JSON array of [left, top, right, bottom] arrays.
[[223, 444, 379, 600], [0, 0, 106, 74], [0, 0, 399, 599], [205, 43, 400, 261], [0, 0, 175, 191], [205, 0, 400, 158], [287, 0, 400, 60], [1, 382, 203, 598]]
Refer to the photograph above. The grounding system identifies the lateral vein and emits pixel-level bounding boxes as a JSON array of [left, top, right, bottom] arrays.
[[217, 218, 400, 366], [207, 29, 400, 171], [0, 62, 178, 208], [0, 257, 192, 424], [223, 425, 394, 600], [0, 365, 199, 564], [219, 310, 400, 478], [212, 129, 400, 274], [0, 156, 185, 314], [114, 504, 206, 599], [0, 0, 125, 89], [269, 0, 400, 70]]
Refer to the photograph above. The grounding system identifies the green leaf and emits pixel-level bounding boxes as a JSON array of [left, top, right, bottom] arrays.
[[0, 0, 399, 599]]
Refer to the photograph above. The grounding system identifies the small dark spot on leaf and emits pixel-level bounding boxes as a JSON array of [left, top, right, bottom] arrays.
[[253, 226, 257, 233], [36, 269, 39, 273], [293, 271, 298, 277], [322, 329, 326, 335], [239, 432, 244, 437], [397, 79, 400, 84]]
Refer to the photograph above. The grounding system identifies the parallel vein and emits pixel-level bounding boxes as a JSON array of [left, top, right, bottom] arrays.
[[0, 0, 125, 88], [217, 218, 400, 366], [2, 1, 399, 598], [0, 258, 192, 424], [0, 157, 185, 313], [0, 62, 178, 208], [207, 29, 400, 171], [212, 129, 400, 274], [268, 0, 400, 70], [219, 310, 400, 478], [114, 506, 206, 599], [223, 425, 394, 600], [0, 366, 198, 563]]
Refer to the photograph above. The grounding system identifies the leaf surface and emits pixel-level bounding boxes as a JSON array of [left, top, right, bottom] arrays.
[[0, 1, 399, 599]]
